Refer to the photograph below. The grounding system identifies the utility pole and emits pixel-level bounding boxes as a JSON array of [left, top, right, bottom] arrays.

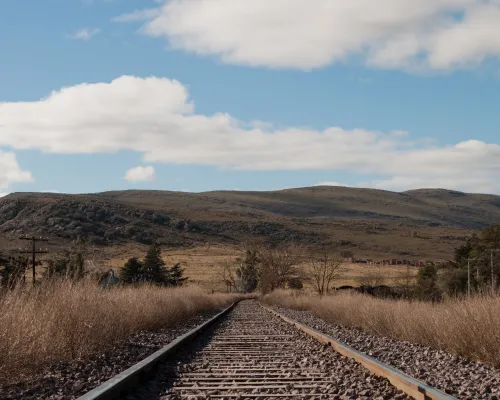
[[19, 236, 49, 285]]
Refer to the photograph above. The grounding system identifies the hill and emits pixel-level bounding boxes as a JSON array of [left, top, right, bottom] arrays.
[[1, 186, 499, 260]]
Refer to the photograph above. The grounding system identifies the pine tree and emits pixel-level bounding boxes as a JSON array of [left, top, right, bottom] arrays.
[[142, 243, 168, 285], [120, 257, 144, 284], [168, 263, 188, 286]]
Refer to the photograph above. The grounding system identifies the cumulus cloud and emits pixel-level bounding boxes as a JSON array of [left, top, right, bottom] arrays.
[[0, 150, 34, 192], [113, 0, 500, 71], [124, 165, 156, 182], [0, 75, 499, 193], [67, 27, 101, 41]]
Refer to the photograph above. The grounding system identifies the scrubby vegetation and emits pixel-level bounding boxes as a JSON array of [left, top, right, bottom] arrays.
[[0, 281, 237, 383], [262, 289, 500, 367]]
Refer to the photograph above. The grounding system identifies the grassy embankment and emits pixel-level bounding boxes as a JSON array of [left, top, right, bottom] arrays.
[[0, 281, 239, 383], [262, 290, 500, 367]]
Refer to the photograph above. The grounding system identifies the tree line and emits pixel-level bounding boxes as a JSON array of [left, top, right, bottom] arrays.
[[120, 243, 187, 286], [0, 236, 187, 289], [216, 241, 345, 296]]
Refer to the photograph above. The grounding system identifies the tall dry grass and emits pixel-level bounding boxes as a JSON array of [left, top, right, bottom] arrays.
[[262, 290, 500, 367], [0, 280, 238, 383]]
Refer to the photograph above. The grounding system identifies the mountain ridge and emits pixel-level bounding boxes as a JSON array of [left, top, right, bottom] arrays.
[[1, 186, 499, 260]]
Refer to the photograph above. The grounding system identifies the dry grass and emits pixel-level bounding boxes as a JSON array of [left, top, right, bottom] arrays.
[[262, 290, 500, 367], [104, 245, 419, 291], [0, 280, 239, 383]]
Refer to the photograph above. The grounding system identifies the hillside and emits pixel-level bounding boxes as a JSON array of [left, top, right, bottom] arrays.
[[1, 186, 499, 260]]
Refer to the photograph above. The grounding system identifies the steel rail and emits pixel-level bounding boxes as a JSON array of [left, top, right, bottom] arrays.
[[261, 304, 456, 400], [78, 300, 240, 400]]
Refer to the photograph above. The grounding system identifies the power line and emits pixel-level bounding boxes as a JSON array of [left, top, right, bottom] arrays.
[[19, 235, 49, 285]]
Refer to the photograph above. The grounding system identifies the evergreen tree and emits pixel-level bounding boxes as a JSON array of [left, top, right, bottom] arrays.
[[120, 257, 145, 284], [416, 263, 440, 301], [168, 263, 188, 286], [142, 243, 168, 285]]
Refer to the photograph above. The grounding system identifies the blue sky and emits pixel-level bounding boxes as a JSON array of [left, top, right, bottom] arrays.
[[1, 0, 499, 195]]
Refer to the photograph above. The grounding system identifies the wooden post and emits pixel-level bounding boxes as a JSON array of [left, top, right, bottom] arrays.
[[19, 236, 49, 285]]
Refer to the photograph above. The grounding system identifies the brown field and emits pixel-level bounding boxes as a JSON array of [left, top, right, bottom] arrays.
[[103, 244, 418, 291], [262, 290, 500, 367], [0, 281, 239, 383]]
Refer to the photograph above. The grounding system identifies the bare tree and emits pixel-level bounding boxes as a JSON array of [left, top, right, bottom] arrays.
[[393, 264, 415, 298], [307, 251, 345, 296], [259, 244, 303, 293], [357, 267, 385, 287], [214, 261, 239, 292]]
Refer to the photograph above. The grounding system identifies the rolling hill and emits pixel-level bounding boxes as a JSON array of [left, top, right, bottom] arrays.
[[1, 186, 499, 260]]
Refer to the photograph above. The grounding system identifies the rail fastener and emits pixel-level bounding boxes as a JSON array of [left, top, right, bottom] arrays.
[[261, 304, 457, 400]]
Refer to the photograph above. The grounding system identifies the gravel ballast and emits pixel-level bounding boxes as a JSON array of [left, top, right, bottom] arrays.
[[0, 308, 226, 400], [269, 305, 500, 400], [131, 300, 410, 400]]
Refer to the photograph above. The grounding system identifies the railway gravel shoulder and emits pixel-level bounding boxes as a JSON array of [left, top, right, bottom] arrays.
[[0, 308, 227, 400], [131, 300, 411, 399], [267, 306, 500, 400]]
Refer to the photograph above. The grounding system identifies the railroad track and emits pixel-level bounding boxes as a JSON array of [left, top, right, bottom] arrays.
[[80, 300, 455, 400]]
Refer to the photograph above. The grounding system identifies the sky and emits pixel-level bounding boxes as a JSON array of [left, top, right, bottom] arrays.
[[0, 0, 500, 196]]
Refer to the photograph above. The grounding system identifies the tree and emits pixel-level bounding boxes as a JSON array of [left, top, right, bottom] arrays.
[[439, 266, 468, 296], [168, 263, 188, 286], [449, 225, 500, 294], [259, 245, 302, 292], [68, 235, 87, 280], [214, 261, 239, 292], [45, 257, 70, 279], [120, 257, 144, 284], [236, 249, 260, 293], [288, 277, 303, 290], [44, 236, 89, 280], [357, 268, 385, 287], [416, 263, 440, 301], [142, 243, 169, 285], [393, 264, 415, 299], [307, 251, 345, 296]]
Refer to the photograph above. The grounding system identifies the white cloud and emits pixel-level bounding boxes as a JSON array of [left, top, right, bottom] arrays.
[[124, 165, 156, 182], [0, 150, 34, 193], [113, 8, 162, 22], [115, 0, 500, 71], [0, 75, 499, 193], [0, 193, 9, 198], [67, 27, 101, 41]]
